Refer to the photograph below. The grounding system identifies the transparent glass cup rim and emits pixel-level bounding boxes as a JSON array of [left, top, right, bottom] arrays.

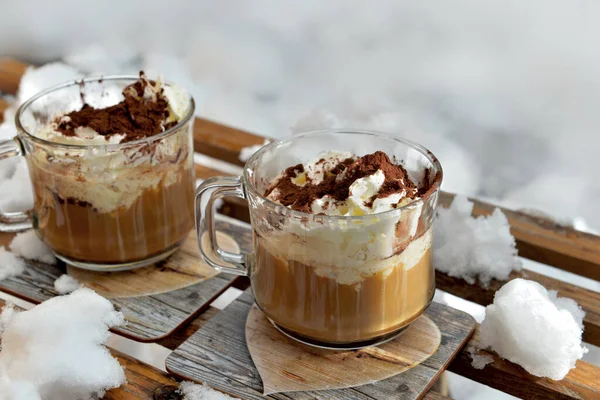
[[242, 129, 443, 221], [14, 75, 195, 151]]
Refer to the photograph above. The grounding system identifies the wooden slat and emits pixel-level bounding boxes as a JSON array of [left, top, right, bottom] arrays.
[[448, 326, 600, 400], [439, 192, 600, 282], [0, 227, 237, 342], [0, 58, 27, 95], [194, 118, 264, 166], [2, 58, 599, 280]]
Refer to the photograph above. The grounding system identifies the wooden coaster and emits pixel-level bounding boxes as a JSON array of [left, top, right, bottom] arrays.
[[0, 217, 244, 342], [166, 289, 476, 399], [246, 305, 441, 395]]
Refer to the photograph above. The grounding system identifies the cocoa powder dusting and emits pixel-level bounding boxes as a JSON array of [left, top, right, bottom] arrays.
[[265, 151, 432, 213], [56, 72, 174, 142]]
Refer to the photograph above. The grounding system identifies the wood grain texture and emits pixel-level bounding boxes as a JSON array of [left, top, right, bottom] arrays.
[[246, 305, 441, 395], [447, 326, 600, 400], [0, 218, 242, 342], [439, 192, 600, 282], [0, 57, 27, 95], [166, 290, 475, 400]]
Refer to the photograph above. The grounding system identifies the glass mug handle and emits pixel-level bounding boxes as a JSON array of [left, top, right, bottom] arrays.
[[0, 138, 30, 227], [195, 176, 248, 275]]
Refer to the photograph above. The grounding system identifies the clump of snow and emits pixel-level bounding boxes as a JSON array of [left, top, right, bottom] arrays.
[[434, 195, 521, 286], [480, 278, 588, 380], [0, 288, 126, 399], [0, 303, 16, 335], [0, 246, 25, 281], [54, 274, 82, 295], [238, 139, 270, 163], [9, 230, 56, 265], [179, 381, 238, 400], [469, 348, 494, 370]]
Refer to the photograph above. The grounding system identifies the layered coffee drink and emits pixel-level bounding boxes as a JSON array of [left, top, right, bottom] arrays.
[[251, 151, 437, 346], [26, 74, 194, 268]]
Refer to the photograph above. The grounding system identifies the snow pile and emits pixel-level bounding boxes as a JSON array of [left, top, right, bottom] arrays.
[[434, 195, 521, 285], [10, 229, 56, 265], [469, 348, 494, 370], [480, 278, 588, 380], [0, 247, 25, 281], [54, 274, 82, 295], [0, 288, 126, 399], [179, 381, 238, 400]]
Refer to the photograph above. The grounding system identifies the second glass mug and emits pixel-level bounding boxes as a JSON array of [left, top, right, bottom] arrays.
[[0, 76, 196, 271], [196, 130, 443, 349]]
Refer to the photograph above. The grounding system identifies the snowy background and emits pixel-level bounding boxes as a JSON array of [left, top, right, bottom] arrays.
[[1, 1, 600, 399], [2, 0, 600, 232]]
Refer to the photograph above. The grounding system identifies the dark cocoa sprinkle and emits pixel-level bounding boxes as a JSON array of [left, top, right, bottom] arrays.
[[265, 151, 432, 213], [55, 72, 174, 143]]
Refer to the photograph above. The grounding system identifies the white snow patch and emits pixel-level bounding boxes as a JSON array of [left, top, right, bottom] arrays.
[[179, 381, 239, 400], [54, 274, 82, 295], [0, 247, 25, 281], [0, 288, 126, 399], [434, 195, 521, 286], [480, 278, 588, 380], [9, 230, 56, 265], [469, 348, 494, 370]]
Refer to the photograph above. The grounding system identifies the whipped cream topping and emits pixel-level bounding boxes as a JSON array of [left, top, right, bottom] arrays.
[[36, 74, 188, 146], [266, 150, 421, 216]]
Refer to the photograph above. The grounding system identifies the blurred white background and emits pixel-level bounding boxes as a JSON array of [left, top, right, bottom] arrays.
[[1, 0, 600, 231], [1, 2, 599, 398]]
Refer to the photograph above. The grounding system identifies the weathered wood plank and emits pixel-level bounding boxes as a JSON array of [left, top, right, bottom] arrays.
[[0, 218, 244, 342], [194, 118, 264, 166], [447, 326, 600, 400], [166, 290, 475, 400], [0, 58, 27, 95], [439, 192, 600, 283]]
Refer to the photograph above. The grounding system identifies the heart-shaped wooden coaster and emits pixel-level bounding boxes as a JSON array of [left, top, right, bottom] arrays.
[[67, 231, 239, 299], [245, 304, 441, 395]]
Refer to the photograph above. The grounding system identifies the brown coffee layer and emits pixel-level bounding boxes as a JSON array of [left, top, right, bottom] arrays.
[[32, 169, 194, 264], [251, 233, 435, 344]]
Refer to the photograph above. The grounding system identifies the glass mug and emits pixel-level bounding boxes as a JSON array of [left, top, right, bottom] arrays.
[[0, 76, 196, 271], [196, 130, 443, 349]]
